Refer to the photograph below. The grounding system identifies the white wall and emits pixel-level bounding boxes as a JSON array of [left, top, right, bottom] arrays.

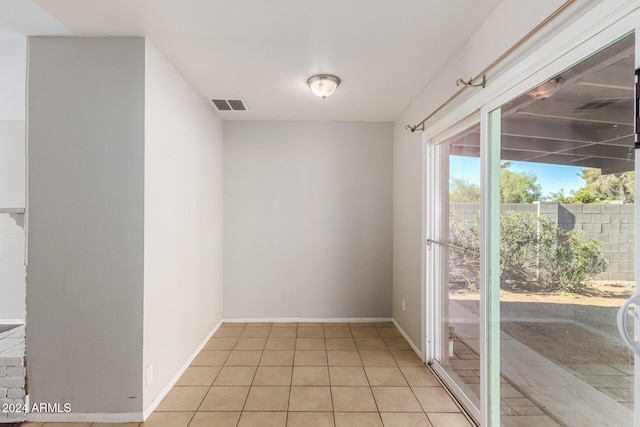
[[0, 120, 26, 322], [143, 40, 224, 410], [0, 120, 25, 209], [0, 213, 25, 321], [224, 121, 393, 319], [392, 0, 577, 348], [27, 37, 145, 415]]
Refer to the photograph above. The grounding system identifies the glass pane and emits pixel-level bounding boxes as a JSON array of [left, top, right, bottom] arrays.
[[436, 124, 482, 410], [497, 35, 635, 427]]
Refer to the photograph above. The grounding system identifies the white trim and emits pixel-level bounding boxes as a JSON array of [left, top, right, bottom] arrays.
[[0, 208, 25, 214], [223, 317, 393, 323], [420, 136, 427, 361], [142, 319, 223, 420], [392, 318, 423, 359], [0, 319, 25, 325], [26, 411, 143, 423]]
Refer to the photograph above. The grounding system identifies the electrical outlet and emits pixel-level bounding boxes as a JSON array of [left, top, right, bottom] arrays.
[[402, 298, 406, 311], [146, 363, 154, 387]]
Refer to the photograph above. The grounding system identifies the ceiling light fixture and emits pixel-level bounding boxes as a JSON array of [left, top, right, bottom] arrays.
[[307, 74, 341, 99]]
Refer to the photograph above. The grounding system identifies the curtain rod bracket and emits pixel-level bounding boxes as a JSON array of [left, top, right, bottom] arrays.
[[405, 123, 425, 133], [456, 75, 486, 88]]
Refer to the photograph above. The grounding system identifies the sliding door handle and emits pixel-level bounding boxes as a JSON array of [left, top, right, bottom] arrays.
[[617, 293, 640, 355]]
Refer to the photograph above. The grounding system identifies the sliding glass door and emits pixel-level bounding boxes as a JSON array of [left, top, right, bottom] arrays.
[[429, 123, 483, 420], [427, 30, 639, 427], [492, 34, 636, 427]]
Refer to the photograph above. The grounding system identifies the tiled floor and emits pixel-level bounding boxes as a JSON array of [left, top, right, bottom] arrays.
[[20, 322, 473, 427]]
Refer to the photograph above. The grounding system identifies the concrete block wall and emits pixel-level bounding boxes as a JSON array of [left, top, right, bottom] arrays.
[[0, 325, 26, 422], [551, 202, 635, 281], [450, 202, 635, 281]]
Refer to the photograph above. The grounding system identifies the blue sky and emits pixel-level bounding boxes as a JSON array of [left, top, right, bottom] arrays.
[[450, 156, 586, 198]]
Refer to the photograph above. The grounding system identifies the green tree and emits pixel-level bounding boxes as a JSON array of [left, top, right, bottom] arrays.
[[450, 178, 480, 202], [579, 168, 634, 203], [546, 168, 635, 203], [500, 162, 542, 203]]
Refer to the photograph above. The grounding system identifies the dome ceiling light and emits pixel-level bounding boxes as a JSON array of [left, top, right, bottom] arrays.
[[307, 74, 341, 99]]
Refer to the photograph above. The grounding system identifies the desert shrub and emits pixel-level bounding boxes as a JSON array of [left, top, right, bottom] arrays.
[[551, 230, 608, 293], [448, 210, 607, 293], [448, 213, 480, 291]]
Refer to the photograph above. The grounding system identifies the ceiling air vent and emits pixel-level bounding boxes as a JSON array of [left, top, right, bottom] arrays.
[[210, 99, 249, 111], [570, 98, 626, 114]]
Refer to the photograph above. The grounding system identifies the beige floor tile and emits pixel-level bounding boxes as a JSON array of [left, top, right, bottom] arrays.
[[92, 424, 140, 427], [294, 351, 328, 366], [426, 413, 472, 427], [199, 386, 249, 411], [286, 412, 335, 427], [350, 322, 374, 328], [241, 325, 272, 338], [331, 386, 377, 412], [260, 350, 295, 366], [272, 322, 298, 328], [204, 337, 238, 350], [237, 411, 286, 427], [359, 351, 397, 366], [176, 366, 221, 386], [324, 327, 352, 338], [326, 338, 357, 351], [377, 327, 402, 338], [140, 411, 194, 427], [253, 366, 293, 385], [155, 386, 208, 412], [383, 337, 412, 350], [380, 412, 433, 427], [350, 327, 380, 338], [365, 366, 408, 386], [268, 327, 297, 338], [289, 386, 333, 411], [214, 325, 245, 338], [329, 366, 369, 386], [292, 366, 330, 386], [19, 424, 44, 427], [400, 366, 440, 386], [297, 327, 325, 338], [324, 322, 350, 328], [265, 337, 296, 350], [296, 337, 326, 350], [234, 337, 267, 350], [355, 338, 387, 351], [371, 387, 423, 412], [413, 387, 459, 412], [334, 412, 383, 427], [327, 351, 362, 367], [224, 350, 262, 366], [188, 412, 240, 427], [213, 366, 257, 385], [191, 350, 230, 366], [244, 386, 290, 411], [41, 424, 92, 427], [391, 350, 424, 366]]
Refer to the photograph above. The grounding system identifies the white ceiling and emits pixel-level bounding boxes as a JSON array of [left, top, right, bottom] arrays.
[[2, 0, 504, 121]]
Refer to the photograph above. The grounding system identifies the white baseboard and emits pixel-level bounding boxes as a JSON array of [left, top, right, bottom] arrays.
[[142, 319, 223, 420], [26, 319, 224, 424], [392, 318, 423, 360], [223, 317, 393, 323], [26, 411, 143, 423]]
